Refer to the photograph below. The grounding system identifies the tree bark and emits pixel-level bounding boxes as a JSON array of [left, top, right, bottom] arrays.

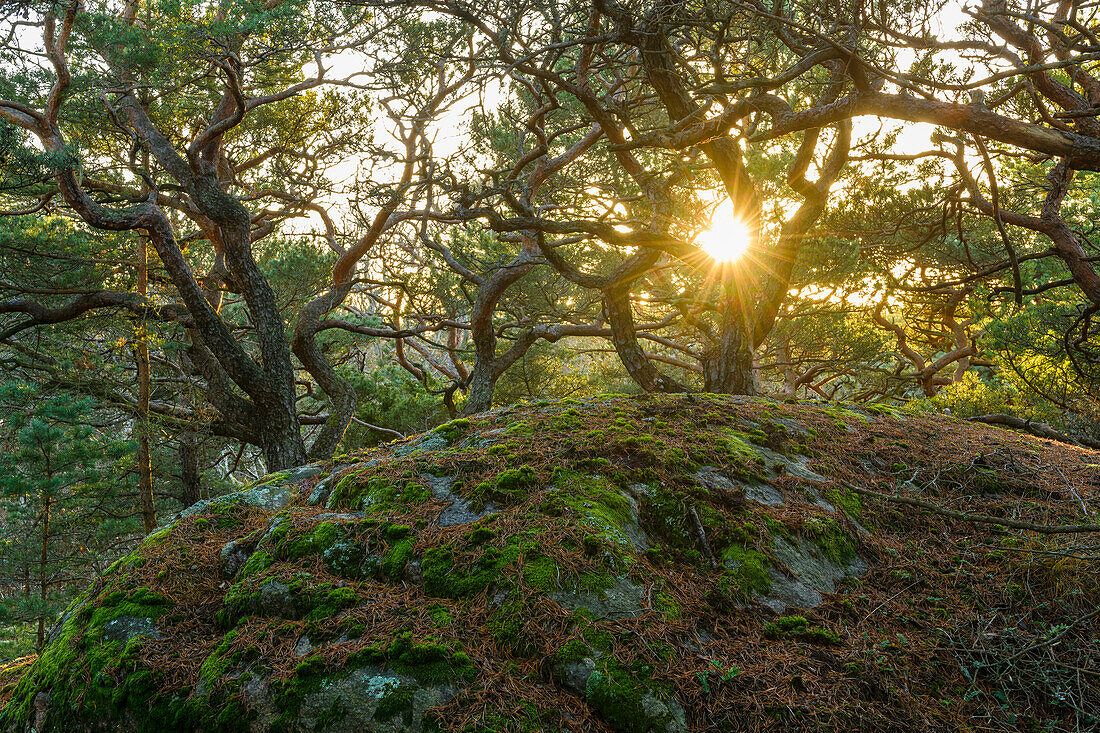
[[604, 282, 689, 393], [178, 433, 203, 508], [134, 235, 156, 532], [462, 256, 537, 415], [702, 308, 756, 394]]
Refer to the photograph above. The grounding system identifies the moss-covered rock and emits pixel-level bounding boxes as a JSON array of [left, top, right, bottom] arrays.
[[5, 395, 1100, 732]]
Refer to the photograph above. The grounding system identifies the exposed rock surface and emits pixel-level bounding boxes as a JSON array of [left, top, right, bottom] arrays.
[[2, 395, 1098, 732]]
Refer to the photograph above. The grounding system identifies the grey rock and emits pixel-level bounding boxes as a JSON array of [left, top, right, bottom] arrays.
[[258, 580, 297, 617], [242, 674, 279, 730], [640, 693, 688, 732], [294, 635, 313, 657], [745, 482, 786, 507], [756, 446, 828, 483], [695, 467, 747, 499], [315, 463, 372, 508], [307, 485, 330, 506], [182, 482, 297, 518], [296, 665, 457, 732], [569, 478, 649, 551], [756, 536, 868, 612], [424, 474, 495, 527], [552, 657, 597, 694], [552, 576, 645, 619], [312, 512, 365, 523], [260, 515, 290, 546], [697, 464, 784, 506], [221, 538, 255, 578], [760, 570, 825, 611], [392, 434, 448, 457], [584, 670, 688, 732], [101, 616, 163, 644], [286, 465, 324, 484], [47, 598, 87, 644]]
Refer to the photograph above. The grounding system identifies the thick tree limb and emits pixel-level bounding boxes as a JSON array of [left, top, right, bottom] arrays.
[[845, 483, 1100, 534], [967, 414, 1100, 451]]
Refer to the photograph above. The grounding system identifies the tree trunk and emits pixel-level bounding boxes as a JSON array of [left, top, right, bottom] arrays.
[[292, 284, 356, 459], [190, 176, 307, 471], [178, 434, 203, 508], [464, 367, 496, 415], [703, 299, 756, 395], [135, 235, 157, 532], [37, 490, 50, 652], [461, 256, 536, 416], [464, 293, 501, 415], [604, 283, 689, 393], [257, 404, 308, 471]]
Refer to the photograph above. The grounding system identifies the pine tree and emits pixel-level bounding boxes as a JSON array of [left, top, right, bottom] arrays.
[[0, 384, 138, 650]]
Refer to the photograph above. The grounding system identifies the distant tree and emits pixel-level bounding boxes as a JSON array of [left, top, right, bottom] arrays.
[[0, 384, 137, 650]]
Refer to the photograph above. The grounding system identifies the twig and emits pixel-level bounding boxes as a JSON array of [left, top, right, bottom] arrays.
[[687, 505, 719, 568]]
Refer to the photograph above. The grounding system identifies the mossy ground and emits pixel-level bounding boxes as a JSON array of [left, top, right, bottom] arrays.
[[4, 395, 1100, 732]]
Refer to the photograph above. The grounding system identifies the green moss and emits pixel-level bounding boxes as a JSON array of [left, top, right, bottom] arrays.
[[382, 539, 415, 580], [374, 684, 416, 723], [422, 546, 506, 599], [143, 524, 175, 545], [434, 417, 472, 443], [475, 465, 540, 504], [825, 486, 862, 517], [269, 654, 336, 726], [818, 404, 871, 424], [199, 631, 243, 687], [720, 544, 772, 596], [348, 633, 476, 685], [104, 548, 144, 577], [584, 660, 676, 733], [639, 485, 696, 554], [209, 501, 249, 529], [328, 472, 431, 513], [521, 554, 558, 591], [550, 471, 637, 551], [285, 521, 340, 560], [763, 615, 841, 645], [322, 542, 368, 579], [861, 402, 904, 418], [553, 638, 592, 664], [0, 588, 198, 731], [237, 550, 274, 580], [487, 599, 535, 655], [801, 515, 856, 563], [654, 591, 682, 620], [304, 587, 360, 621], [466, 527, 496, 546], [384, 524, 412, 542], [426, 604, 453, 627], [264, 513, 292, 549], [88, 587, 171, 629], [504, 421, 530, 435]]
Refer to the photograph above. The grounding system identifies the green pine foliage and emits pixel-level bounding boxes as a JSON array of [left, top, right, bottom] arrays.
[[0, 383, 139, 654]]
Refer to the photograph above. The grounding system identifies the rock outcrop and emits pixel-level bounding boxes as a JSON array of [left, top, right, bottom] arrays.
[[2, 395, 1098, 731]]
